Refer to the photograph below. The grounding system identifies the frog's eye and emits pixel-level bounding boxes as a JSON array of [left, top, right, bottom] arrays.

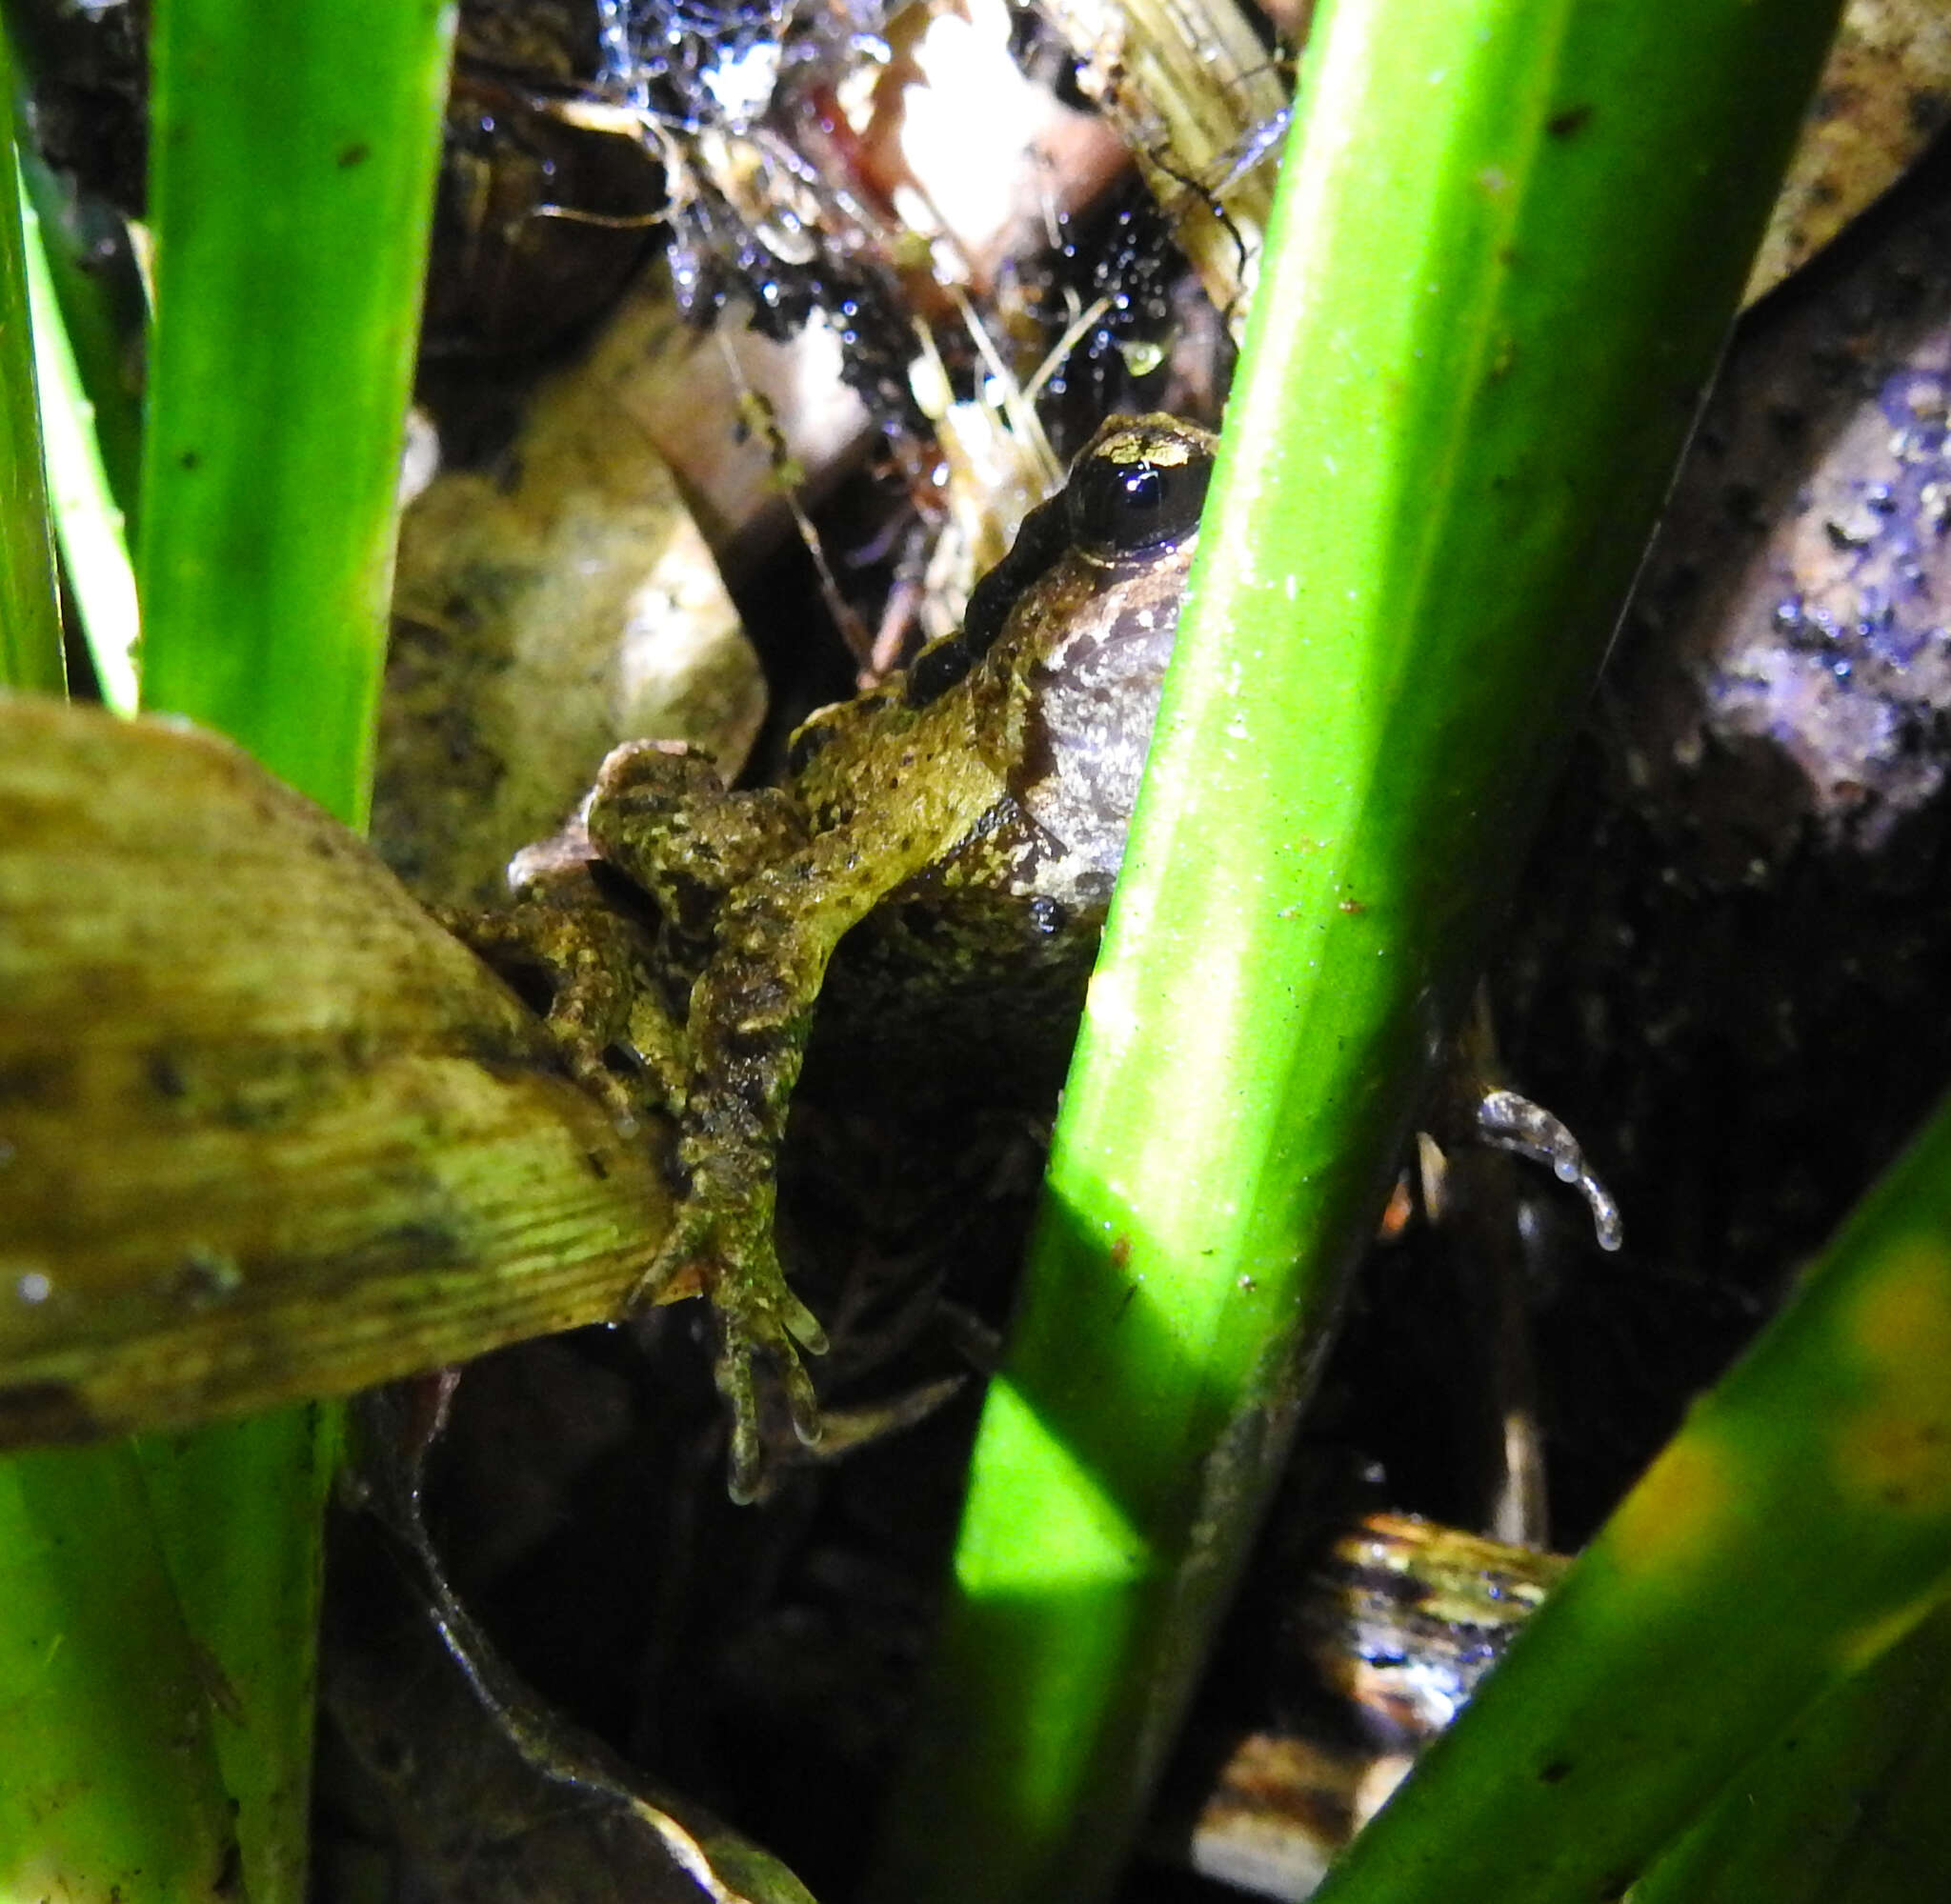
[[1067, 432, 1213, 559]]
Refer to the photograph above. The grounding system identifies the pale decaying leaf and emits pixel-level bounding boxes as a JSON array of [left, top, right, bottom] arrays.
[[1042, 0, 1290, 332], [379, 273, 774, 909], [0, 696, 671, 1447], [1177, 1516, 1569, 1901], [1747, 0, 1951, 305]]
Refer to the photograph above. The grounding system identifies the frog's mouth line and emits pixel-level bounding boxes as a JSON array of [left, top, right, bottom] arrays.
[[1073, 531, 1202, 576]]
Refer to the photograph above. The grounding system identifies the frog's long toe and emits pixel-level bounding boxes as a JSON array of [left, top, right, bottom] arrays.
[[779, 1288, 830, 1358], [713, 1290, 826, 1503], [651, 1205, 829, 1498], [714, 1334, 769, 1507]]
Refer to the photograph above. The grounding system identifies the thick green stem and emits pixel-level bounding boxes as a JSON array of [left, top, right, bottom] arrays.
[[0, 46, 62, 694], [869, 2, 1844, 1899], [132, 1409, 342, 1904]]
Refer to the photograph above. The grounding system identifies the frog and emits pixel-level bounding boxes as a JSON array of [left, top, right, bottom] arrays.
[[459, 413, 1618, 1499]]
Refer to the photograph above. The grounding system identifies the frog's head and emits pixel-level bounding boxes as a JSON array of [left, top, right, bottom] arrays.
[[908, 414, 1218, 716]]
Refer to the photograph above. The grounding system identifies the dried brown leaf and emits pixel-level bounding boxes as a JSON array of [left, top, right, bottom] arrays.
[[0, 696, 671, 1447], [1751, 0, 1950, 302]]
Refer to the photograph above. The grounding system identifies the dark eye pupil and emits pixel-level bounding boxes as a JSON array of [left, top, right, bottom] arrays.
[[1119, 466, 1162, 522], [1068, 432, 1212, 557]]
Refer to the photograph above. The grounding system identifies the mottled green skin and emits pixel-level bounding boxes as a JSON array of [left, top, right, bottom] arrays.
[[530, 416, 1217, 1496]]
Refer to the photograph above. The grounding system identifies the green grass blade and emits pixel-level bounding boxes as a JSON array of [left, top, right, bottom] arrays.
[[134, 1410, 342, 1904], [10, 134, 145, 535], [1628, 1600, 1951, 1904], [1828, 1610, 1951, 1904], [136, 0, 453, 827], [0, 38, 240, 1900], [18, 157, 140, 710], [116, 3, 453, 1896], [0, 45, 62, 694], [1312, 1096, 1951, 1904], [869, 2, 1843, 1900], [0, 1445, 242, 1900]]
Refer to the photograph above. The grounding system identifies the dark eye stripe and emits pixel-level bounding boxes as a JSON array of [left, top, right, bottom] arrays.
[[960, 490, 1075, 658], [902, 633, 976, 709], [904, 488, 1074, 711]]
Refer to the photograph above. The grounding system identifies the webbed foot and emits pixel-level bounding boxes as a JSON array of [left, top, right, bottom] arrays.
[[633, 1196, 829, 1503]]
